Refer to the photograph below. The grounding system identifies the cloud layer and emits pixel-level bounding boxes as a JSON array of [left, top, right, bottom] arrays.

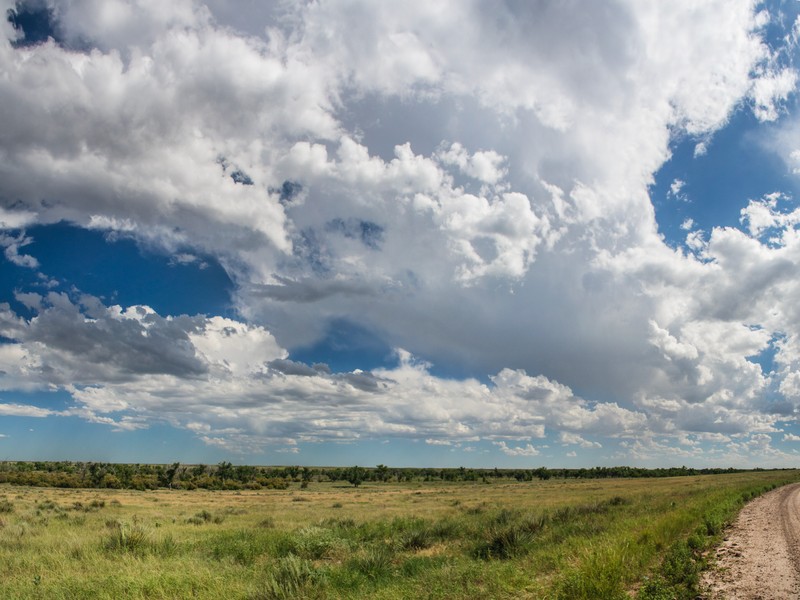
[[1, 0, 800, 464]]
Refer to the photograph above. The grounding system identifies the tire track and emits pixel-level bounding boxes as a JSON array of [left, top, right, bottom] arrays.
[[702, 483, 800, 599]]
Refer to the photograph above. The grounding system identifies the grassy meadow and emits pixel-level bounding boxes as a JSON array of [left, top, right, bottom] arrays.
[[0, 470, 797, 599]]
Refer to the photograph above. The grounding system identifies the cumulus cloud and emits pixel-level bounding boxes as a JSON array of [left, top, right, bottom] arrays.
[[0, 0, 799, 463], [0, 293, 657, 452], [494, 442, 540, 457], [0, 402, 54, 417], [0, 232, 39, 268], [559, 432, 602, 449]]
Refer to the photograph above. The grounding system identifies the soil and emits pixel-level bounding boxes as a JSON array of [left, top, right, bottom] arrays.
[[701, 482, 800, 599]]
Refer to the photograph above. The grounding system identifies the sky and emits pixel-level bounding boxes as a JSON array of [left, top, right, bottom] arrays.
[[2, 1, 800, 469]]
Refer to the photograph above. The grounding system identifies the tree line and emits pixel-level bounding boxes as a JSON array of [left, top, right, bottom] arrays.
[[0, 460, 761, 491]]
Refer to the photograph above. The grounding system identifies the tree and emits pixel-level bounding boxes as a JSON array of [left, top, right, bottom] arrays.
[[346, 465, 365, 487], [163, 462, 180, 488], [217, 461, 233, 484], [375, 464, 389, 482]]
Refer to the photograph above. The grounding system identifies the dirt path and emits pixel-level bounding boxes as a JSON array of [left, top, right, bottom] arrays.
[[701, 482, 800, 599]]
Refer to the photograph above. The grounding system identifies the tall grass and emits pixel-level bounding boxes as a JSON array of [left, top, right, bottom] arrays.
[[0, 472, 795, 598]]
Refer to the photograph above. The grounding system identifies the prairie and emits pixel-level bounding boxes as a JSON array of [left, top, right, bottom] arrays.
[[0, 470, 797, 599]]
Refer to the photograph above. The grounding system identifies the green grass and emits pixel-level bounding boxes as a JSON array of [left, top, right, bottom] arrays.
[[0, 471, 796, 598]]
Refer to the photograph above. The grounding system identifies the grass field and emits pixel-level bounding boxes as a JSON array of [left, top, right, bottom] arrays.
[[0, 470, 797, 599]]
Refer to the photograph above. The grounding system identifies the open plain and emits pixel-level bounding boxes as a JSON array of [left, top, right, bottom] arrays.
[[1, 470, 798, 599]]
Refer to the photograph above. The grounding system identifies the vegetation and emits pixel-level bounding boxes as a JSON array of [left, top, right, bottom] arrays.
[[0, 469, 796, 598], [0, 460, 755, 491]]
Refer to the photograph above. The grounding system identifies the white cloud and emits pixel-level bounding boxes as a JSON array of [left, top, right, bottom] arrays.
[[494, 441, 540, 457], [791, 149, 800, 174], [0, 403, 54, 417], [559, 432, 602, 449], [1, 0, 799, 463], [0, 232, 39, 269], [693, 141, 709, 157], [750, 67, 798, 122], [669, 179, 686, 199], [0, 293, 653, 452], [437, 143, 508, 185]]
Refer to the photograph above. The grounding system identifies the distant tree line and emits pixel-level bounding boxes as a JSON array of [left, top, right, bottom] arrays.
[[0, 461, 768, 491]]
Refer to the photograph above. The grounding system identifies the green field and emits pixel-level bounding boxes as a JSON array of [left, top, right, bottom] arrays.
[[0, 470, 797, 599]]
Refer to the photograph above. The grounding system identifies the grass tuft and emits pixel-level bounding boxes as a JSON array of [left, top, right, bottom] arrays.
[[103, 521, 152, 554], [254, 555, 326, 600]]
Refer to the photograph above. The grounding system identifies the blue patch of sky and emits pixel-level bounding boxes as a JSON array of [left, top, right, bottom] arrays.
[[283, 439, 491, 469], [747, 331, 784, 376], [6, 1, 60, 48], [651, 108, 797, 249], [286, 317, 493, 383], [652, 0, 800, 249], [0, 389, 224, 463], [290, 319, 397, 373], [3, 223, 235, 318]]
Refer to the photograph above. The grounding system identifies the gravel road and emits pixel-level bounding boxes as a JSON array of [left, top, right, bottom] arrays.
[[701, 482, 800, 599]]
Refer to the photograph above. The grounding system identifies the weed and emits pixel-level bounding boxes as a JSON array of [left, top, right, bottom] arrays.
[[0, 499, 14, 513]]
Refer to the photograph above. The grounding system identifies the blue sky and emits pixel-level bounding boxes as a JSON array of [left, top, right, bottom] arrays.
[[2, 1, 800, 468]]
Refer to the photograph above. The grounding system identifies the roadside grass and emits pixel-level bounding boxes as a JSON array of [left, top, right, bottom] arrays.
[[0, 472, 795, 599]]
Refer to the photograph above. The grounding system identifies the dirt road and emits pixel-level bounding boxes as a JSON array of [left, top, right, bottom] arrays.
[[702, 482, 800, 599]]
